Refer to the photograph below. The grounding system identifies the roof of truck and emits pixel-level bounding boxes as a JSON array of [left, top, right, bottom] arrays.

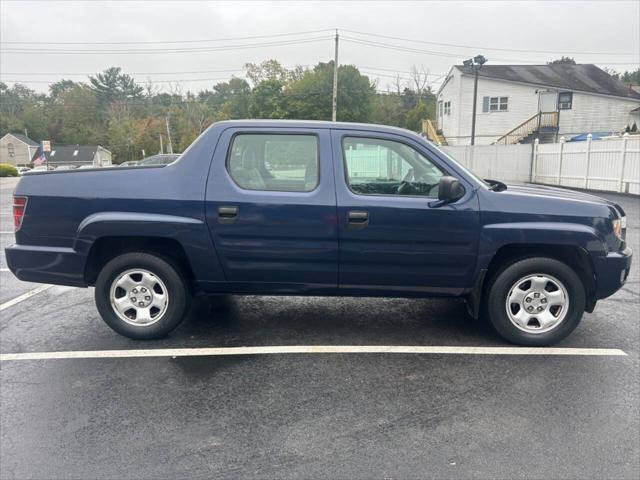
[[214, 119, 418, 135]]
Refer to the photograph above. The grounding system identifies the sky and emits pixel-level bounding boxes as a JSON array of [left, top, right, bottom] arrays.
[[1, 0, 639, 94]]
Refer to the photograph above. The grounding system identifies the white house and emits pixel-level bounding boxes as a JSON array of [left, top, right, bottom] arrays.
[[435, 64, 640, 145], [0, 133, 40, 166]]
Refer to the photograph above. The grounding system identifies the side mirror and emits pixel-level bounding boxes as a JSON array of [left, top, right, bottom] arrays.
[[430, 176, 465, 207]]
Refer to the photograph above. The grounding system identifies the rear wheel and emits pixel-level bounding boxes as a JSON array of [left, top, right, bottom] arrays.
[[95, 252, 190, 339], [486, 257, 586, 346]]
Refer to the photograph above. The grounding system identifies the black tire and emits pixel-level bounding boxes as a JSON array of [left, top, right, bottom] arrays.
[[486, 257, 586, 346], [95, 252, 190, 339]]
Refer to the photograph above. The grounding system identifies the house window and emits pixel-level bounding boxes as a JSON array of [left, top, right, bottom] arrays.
[[483, 96, 508, 112], [7, 143, 15, 157], [444, 101, 451, 115], [558, 92, 573, 110]]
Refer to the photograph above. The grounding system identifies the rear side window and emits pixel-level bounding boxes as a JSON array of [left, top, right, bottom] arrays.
[[228, 134, 319, 192]]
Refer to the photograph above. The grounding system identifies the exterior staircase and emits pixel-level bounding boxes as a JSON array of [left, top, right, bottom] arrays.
[[493, 111, 559, 145], [422, 119, 447, 145]]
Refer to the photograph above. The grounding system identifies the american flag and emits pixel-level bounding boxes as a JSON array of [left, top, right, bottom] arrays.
[[33, 147, 47, 166]]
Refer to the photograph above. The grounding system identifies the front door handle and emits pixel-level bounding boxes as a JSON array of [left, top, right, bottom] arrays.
[[218, 206, 238, 224], [347, 210, 369, 230]]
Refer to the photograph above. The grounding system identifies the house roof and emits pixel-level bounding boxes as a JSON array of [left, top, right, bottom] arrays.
[[2, 132, 39, 146], [37, 145, 107, 164], [455, 64, 640, 100]]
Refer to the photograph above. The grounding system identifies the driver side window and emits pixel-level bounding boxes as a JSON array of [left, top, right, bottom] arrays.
[[342, 136, 443, 197]]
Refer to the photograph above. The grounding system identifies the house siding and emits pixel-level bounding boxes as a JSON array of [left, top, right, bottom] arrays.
[[0, 134, 37, 166], [558, 92, 639, 137], [438, 72, 640, 145], [94, 147, 112, 167]]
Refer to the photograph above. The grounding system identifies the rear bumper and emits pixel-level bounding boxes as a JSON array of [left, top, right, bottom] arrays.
[[5, 244, 88, 287], [593, 246, 632, 299]]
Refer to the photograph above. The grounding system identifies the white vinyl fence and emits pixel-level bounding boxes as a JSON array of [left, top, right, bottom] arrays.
[[441, 135, 640, 194], [441, 144, 533, 183], [533, 135, 640, 195]]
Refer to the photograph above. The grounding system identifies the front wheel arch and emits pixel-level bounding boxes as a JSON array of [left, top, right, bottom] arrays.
[[483, 244, 596, 308]]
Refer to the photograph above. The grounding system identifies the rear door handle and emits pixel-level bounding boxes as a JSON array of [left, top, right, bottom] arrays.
[[347, 210, 369, 230], [218, 206, 238, 224]]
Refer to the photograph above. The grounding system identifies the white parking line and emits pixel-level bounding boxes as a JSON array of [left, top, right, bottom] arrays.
[[0, 284, 53, 312], [0, 345, 627, 362], [0, 231, 15, 234], [0, 268, 10, 272]]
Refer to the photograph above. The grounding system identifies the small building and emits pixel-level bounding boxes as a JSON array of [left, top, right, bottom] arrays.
[[0, 133, 40, 166], [37, 145, 113, 167], [434, 64, 640, 145]]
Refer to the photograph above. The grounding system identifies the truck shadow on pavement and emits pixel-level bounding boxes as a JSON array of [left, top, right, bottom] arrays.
[[177, 295, 500, 347]]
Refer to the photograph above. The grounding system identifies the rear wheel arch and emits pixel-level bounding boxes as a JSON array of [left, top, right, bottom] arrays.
[[84, 236, 196, 289]]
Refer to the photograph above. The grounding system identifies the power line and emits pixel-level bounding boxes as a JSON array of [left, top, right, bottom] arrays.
[[0, 36, 332, 55], [1, 68, 247, 76], [1, 65, 445, 78], [4, 26, 636, 57], [0, 77, 244, 84], [1, 28, 335, 45], [341, 28, 639, 56], [341, 36, 640, 65]]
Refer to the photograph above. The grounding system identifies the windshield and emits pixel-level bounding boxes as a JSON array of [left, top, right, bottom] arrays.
[[428, 142, 490, 189]]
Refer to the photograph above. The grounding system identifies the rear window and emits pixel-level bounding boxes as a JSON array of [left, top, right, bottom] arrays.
[[227, 134, 319, 192]]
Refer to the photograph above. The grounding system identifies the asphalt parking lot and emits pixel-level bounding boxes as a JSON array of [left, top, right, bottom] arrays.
[[0, 176, 638, 480]]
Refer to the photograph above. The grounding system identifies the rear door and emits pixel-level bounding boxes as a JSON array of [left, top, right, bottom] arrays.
[[205, 127, 338, 294], [331, 129, 480, 295]]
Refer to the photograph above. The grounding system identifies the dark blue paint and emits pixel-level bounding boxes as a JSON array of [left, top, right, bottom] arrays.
[[5, 120, 632, 308]]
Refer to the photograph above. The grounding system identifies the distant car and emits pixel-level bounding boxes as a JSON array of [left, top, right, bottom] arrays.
[[137, 154, 180, 166], [54, 165, 76, 171], [119, 161, 140, 167], [16, 167, 31, 175], [30, 165, 48, 172], [76, 164, 97, 169]]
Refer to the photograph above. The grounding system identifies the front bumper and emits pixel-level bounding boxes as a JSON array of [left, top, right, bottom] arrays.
[[5, 244, 88, 287], [593, 246, 633, 299]]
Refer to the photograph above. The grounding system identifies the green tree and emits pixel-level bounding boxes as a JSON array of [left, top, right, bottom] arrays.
[[286, 62, 375, 121], [548, 57, 577, 65], [249, 79, 287, 118], [621, 68, 640, 84], [89, 67, 144, 107], [49, 79, 80, 101], [56, 86, 104, 145], [206, 77, 251, 119]]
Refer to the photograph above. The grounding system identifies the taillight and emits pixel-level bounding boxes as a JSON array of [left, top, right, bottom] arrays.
[[13, 196, 27, 232]]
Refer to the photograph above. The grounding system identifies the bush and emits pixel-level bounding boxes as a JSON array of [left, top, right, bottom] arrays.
[[0, 164, 19, 177]]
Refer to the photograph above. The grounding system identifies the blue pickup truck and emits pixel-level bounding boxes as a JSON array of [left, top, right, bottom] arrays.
[[6, 120, 632, 345]]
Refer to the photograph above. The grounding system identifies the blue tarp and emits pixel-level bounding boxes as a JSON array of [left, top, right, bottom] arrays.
[[567, 132, 612, 142]]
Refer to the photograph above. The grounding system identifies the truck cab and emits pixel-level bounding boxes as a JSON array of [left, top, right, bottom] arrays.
[[6, 120, 632, 345]]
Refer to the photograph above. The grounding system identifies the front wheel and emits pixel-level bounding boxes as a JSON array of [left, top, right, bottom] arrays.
[[95, 252, 190, 339], [486, 257, 586, 346]]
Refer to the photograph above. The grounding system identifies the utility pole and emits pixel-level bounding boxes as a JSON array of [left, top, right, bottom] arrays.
[[165, 117, 174, 154], [470, 69, 479, 145], [159, 134, 164, 154], [464, 55, 487, 146], [332, 29, 339, 122]]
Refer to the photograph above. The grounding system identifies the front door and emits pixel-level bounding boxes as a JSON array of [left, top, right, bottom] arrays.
[[332, 130, 480, 295], [205, 127, 338, 294], [538, 91, 557, 113]]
